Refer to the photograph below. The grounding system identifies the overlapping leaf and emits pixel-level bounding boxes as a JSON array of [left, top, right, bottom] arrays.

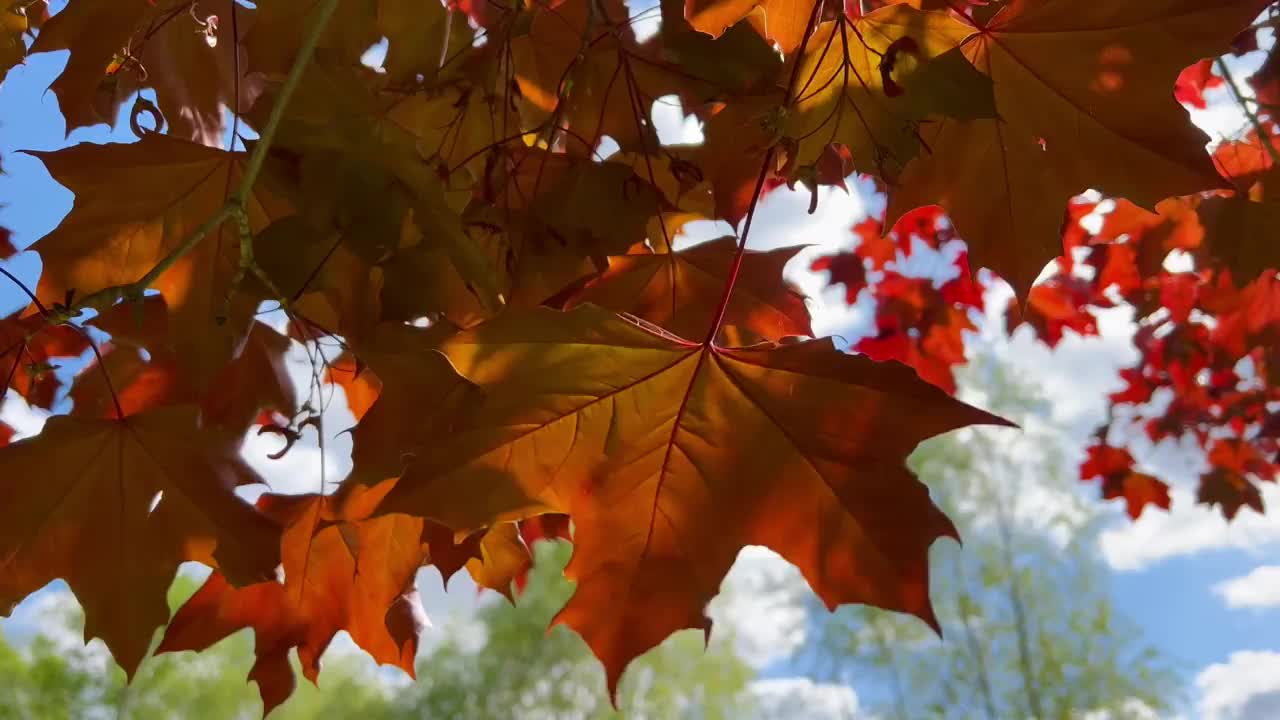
[[785, 6, 996, 178], [343, 322, 482, 485], [564, 236, 812, 342], [0, 406, 281, 675], [28, 136, 291, 389], [1, 1, 28, 84], [29, 0, 253, 144], [685, 0, 814, 54], [0, 309, 90, 408], [70, 296, 296, 434], [887, 0, 1269, 296], [467, 148, 663, 306], [157, 480, 428, 714], [375, 304, 1008, 691]]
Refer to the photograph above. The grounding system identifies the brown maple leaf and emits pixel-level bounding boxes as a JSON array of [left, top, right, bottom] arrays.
[[0, 309, 91, 409], [564, 236, 813, 343], [343, 322, 482, 486], [28, 136, 292, 391], [29, 0, 254, 144], [785, 6, 997, 178], [685, 0, 817, 55], [72, 296, 296, 434], [375, 304, 1009, 693], [1080, 444, 1171, 519], [887, 0, 1266, 297], [157, 480, 428, 714], [0, 3, 27, 85], [0, 406, 281, 675]]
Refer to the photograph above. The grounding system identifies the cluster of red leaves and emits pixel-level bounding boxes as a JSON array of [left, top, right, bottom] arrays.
[[811, 205, 984, 393], [813, 162, 1280, 523]]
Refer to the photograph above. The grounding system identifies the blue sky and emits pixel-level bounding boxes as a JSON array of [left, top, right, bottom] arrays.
[[2, 5, 1280, 718]]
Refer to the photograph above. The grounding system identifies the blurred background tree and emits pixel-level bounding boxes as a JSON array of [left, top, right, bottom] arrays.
[[794, 356, 1181, 720], [401, 541, 754, 719], [0, 542, 755, 719]]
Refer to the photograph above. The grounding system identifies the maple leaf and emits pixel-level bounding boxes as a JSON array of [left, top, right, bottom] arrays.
[[1, 2, 26, 85], [374, 304, 1009, 692], [692, 96, 784, 226], [513, 514, 574, 594], [520, 513, 574, 546], [810, 250, 869, 303], [465, 521, 534, 601], [659, 0, 784, 104], [1080, 444, 1171, 519], [1196, 196, 1280, 282], [563, 237, 813, 342], [0, 227, 15, 260], [251, 0, 476, 81], [247, 58, 504, 312], [25, 0, 153, 134], [0, 405, 281, 675], [325, 355, 381, 422], [157, 480, 428, 714], [784, 6, 997, 180], [28, 0, 253, 144], [1199, 438, 1275, 519], [510, 0, 683, 155], [684, 0, 812, 54], [27, 136, 291, 390], [0, 309, 91, 408], [251, 214, 389, 342], [377, 0, 474, 86], [344, 322, 482, 485], [887, 0, 1266, 297], [467, 149, 664, 306], [247, 0, 378, 76], [1174, 58, 1224, 109], [1214, 127, 1280, 200], [69, 296, 296, 434]]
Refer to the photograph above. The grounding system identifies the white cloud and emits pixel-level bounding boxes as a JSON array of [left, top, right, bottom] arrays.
[[972, 296, 1140, 440], [0, 391, 50, 440], [1215, 566, 1280, 610], [1101, 486, 1280, 572], [748, 677, 863, 720], [1198, 651, 1280, 720], [709, 546, 810, 669], [1076, 698, 1163, 720], [236, 323, 358, 498]]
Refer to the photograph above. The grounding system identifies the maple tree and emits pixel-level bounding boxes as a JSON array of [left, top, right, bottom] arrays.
[[0, 0, 1276, 713]]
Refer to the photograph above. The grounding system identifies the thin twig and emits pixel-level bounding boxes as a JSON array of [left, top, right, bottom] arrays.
[[704, 0, 825, 346], [52, 0, 342, 324], [0, 266, 47, 315], [234, 0, 343, 205], [228, 0, 242, 152], [439, 4, 455, 70], [79, 329, 125, 421], [1216, 57, 1280, 166], [62, 204, 236, 319]]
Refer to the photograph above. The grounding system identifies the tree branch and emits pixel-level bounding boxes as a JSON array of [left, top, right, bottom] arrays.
[[235, 0, 342, 206], [704, 0, 825, 346], [52, 0, 342, 324], [1215, 57, 1280, 167]]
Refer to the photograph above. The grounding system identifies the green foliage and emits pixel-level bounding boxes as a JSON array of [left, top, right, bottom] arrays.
[[404, 542, 755, 719], [0, 545, 755, 719]]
